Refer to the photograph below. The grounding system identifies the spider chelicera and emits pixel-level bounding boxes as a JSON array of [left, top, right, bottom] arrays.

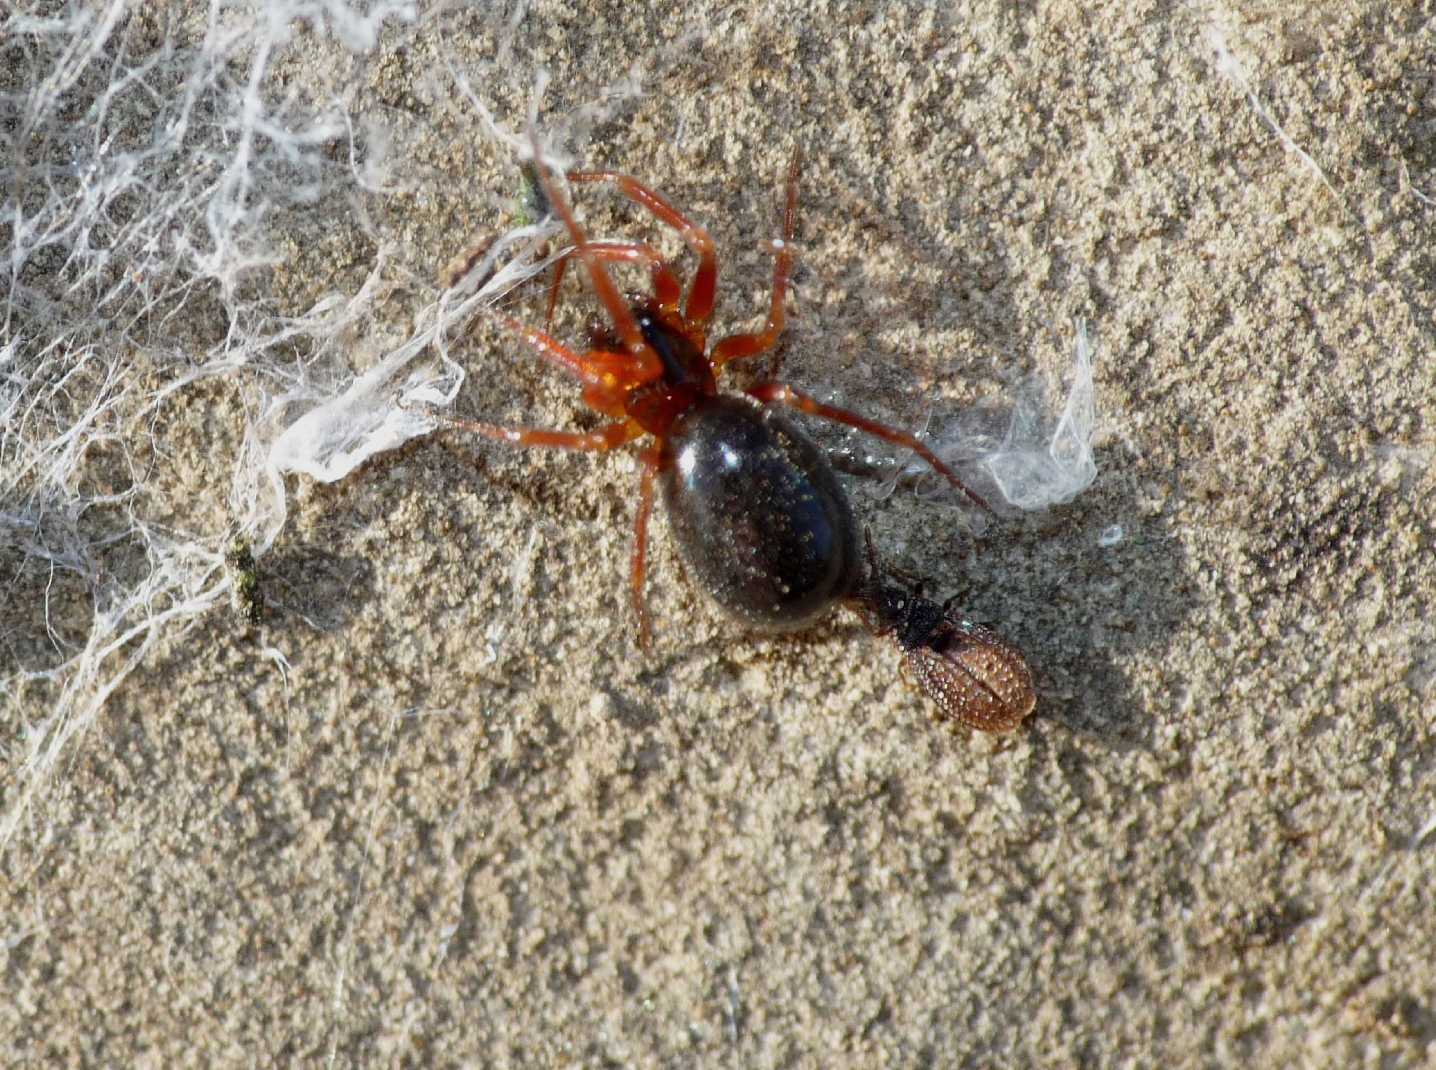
[[435, 144, 991, 645]]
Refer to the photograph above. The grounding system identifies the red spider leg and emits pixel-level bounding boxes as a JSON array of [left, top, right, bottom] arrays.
[[459, 310, 656, 427], [748, 382, 994, 513], [542, 255, 568, 331], [527, 144, 661, 374], [498, 310, 665, 421], [629, 453, 659, 647], [495, 312, 660, 397], [542, 241, 684, 330], [430, 412, 644, 452], [567, 170, 720, 326], [708, 149, 802, 368]]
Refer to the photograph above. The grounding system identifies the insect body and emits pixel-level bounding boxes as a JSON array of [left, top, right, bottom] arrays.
[[855, 538, 1036, 732], [436, 143, 988, 642]]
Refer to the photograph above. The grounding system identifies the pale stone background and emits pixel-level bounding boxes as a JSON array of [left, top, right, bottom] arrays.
[[5, 1, 1434, 1065]]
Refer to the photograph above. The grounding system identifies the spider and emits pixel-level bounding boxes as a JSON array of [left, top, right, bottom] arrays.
[[435, 143, 991, 644]]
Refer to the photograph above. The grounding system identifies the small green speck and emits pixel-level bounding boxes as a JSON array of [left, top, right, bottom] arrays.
[[225, 537, 264, 625]]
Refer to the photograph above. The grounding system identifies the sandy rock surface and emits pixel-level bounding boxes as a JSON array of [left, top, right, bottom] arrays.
[[4, 1, 1434, 1066]]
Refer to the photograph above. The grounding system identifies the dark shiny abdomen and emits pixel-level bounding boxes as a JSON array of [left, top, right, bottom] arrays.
[[660, 395, 860, 630]]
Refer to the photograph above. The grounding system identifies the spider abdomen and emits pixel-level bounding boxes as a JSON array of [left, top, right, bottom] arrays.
[[660, 395, 860, 630]]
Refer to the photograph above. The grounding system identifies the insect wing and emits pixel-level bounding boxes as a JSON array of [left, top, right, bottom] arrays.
[[908, 622, 1036, 733]]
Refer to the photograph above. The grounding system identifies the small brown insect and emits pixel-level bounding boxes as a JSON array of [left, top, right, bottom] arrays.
[[853, 535, 1035, 733]]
